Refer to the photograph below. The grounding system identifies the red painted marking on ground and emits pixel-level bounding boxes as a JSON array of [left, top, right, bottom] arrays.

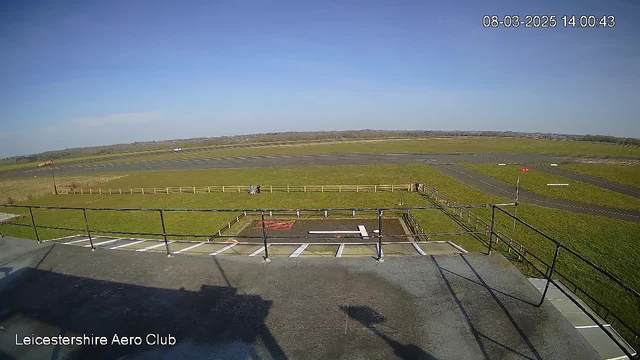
[[256, 220, 296, 230]]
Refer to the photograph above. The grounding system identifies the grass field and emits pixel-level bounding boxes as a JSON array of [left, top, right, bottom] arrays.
[[82, 137, 640, 166], [460, 163, 640, 211], [1, 175, 126, 204], [562, 163, 640, 188], [1, 163, 638, 341]]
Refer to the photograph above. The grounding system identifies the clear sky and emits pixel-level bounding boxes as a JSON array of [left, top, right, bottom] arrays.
[[1, 0, 639, 157]]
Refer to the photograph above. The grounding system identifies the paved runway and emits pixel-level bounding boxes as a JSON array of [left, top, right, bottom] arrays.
[[0, 152, 567, 179], [430, 164, 640, 223]]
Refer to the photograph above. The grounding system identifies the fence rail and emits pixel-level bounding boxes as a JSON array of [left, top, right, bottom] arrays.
[[60, 184, 414, 195]]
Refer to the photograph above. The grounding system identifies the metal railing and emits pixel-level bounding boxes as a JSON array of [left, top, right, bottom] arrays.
[[60, 184, 414, 195]]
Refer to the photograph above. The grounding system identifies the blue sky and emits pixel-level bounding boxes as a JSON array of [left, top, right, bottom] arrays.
[[1, 0, 639, 157]]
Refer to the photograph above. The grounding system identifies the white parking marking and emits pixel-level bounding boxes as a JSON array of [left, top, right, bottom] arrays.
[[136, 241, 172, 252], [64, 238, 90, 244], [336, 244, 345, 257], [174, 242, 206, 254], [290, 243, 309, 257], [110, 240, 145, 249], [575, 324, 611, 329], [210, 243, 237, 255], [249, 245, 270, 257], [85, 238, 120, 247], [412, 242, 426, 256], [358, 225, 369, 239]]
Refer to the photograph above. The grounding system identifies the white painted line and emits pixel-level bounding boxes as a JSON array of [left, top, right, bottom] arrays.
[[174, 242, 206, 254], [336, 244, 345, 257], [309, 230, 361, 234], [85, 238, 120, 247], [498, 163, 507, 166], [547, 183, 569, 186], [607, 354, 636, 360], [448, 241, 468, 253], [249, 245, 271, 257], [110, 240, 145, 249], [575, 324, 611, 329], [358, 225, 369, 240], [47, 234, 82, 242], [210, 243, 237, 255], [290, 243, 309, 257], [136, 241, 172, 252], [412, 242, 426, 256], [64, 238, 90, 245], [550, 164, 558, 167]]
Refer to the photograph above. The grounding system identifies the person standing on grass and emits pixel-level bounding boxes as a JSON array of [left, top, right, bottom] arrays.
[[249, 185, 255, 195], [257, 185, 261, 194]]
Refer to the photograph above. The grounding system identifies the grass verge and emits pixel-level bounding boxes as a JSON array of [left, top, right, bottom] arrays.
[[562, 163, 640, 189]]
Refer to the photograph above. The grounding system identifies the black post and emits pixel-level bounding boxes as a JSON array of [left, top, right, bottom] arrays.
[[377, 209, 384, 261], [539, 243, 561, 306], [51, 164, 58, 195], [28, 206, 41, 243], [82, 208, 94, 250], [261, 212, 270, 262], [488, 205, 496, 255], [159, 210, 171, 256]]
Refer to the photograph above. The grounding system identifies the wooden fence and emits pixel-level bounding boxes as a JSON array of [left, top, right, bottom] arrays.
[[61, 184, 415, 195]]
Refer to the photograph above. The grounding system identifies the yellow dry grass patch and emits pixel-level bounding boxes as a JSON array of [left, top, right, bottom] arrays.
[[0, 175, 126, 204]]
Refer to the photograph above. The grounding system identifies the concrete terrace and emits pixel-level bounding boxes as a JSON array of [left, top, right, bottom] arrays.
[[0, 237, 600, 359]]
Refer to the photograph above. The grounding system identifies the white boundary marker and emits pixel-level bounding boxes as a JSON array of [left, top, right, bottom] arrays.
[[547, 183, 569, 186], [411, 242, 426, 256], [290, 243, 309, 257], [174, 242, 206, 254], [336, 244, 345, 257], [210, 243, 237, 255], [85, 238, 120, 248], [249, 244, 271, 257], [309, 230, 361, 234], [110, 240, 145, 249], [136, 241, 173, 252], [575, 324, 611, 329], [64, 238, 90, 245]]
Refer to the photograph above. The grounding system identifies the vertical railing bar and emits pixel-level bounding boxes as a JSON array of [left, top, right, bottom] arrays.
[[377, 209, 384, 262], [159, 210, 171, 256], [539, 244, 561, 306], [261, 212, 270, 262], [82, 208, 94, 250], [28, 206, 41, 243], [488, 205, 496, 255]]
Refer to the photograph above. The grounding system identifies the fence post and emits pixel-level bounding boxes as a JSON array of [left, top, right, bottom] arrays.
[[142, 188, 144, 195], [82, 208, 94, 250], [488, 205, 496, 255], [222, 186, 225, 193], [377, 209, 384, 262], [304, 186, 307, 192], [159, 210, 171, 257], [99, 188, 102, 195], [109, 188, 112, 194], [352, 210, 356, 217], [322, 186, 324, 193], [238, 186, 241, 193], [90, 189, 92, 195], [339, 185, 342, 193], [261, 212, 271, 262], [357, 185, 359, 193], [166, 188, 169, 194], [324, 210, 328, 218], [391, 185, 393, 192], [154, 188, 157, 194], [270, 185, 273, 193], [28, 206, 41, 243], [193, 186, 196, 194], [179, 187, 182, 194], [375, 185, 377, 193], [539, 244, 561, 306], [296, 210, 300, 217], [287, 185, 290, 193], [208, 186, 211, 193]]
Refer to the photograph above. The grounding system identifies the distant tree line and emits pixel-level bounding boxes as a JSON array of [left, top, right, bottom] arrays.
[[3, 130, 638, 165], [580, 134, 640, 146]]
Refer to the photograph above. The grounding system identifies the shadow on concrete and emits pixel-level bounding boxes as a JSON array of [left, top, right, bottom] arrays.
[[340, 305, 437, 360], [430, 255, 542, 360], [0, 266, 286, 360]]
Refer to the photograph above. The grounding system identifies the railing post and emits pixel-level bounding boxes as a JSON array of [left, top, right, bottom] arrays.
[[28, 206, 41, 243], [377, 209, 384, 262], [82, 209, 94, 250], [539, 244, 561, 306], [261, 212, 271, 262], [159, 210, 171, 257], [488, 205, 496, 255]]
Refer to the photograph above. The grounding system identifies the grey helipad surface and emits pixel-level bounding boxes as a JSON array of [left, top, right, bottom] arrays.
[[0, 236, 601, 359]]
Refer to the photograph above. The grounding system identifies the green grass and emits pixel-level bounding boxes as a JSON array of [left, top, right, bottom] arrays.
[[460, 163, 640, 211], [562, 163, 640, 189], [87, 137, 640, 165], [1, 163, 638, 342]]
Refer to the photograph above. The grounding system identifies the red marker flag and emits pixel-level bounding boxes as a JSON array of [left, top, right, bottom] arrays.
[[38, 160, 54, 168], [521, 167, 530, 172]]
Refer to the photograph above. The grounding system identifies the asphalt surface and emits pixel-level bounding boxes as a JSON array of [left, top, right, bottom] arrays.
[[0, 237, 600, 359], [430, 164, 640, 223], [0, 152, 568, 179]]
